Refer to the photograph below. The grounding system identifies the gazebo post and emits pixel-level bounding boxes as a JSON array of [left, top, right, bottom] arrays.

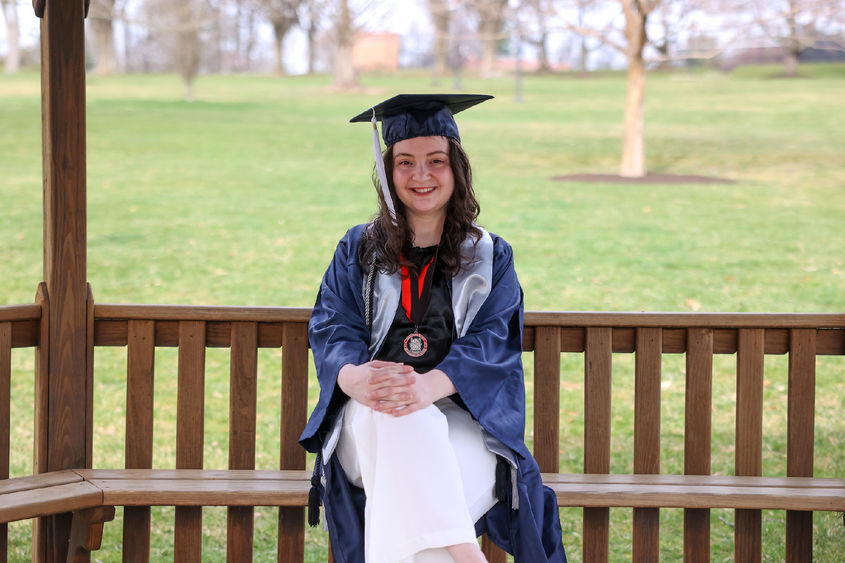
[[32, 0, 91, 560]]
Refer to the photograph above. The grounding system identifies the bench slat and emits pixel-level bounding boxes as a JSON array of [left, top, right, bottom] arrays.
[[548, 482, 845, 511], [87, 478, 310, 507], [280, 322, 309, 563], [633, 328, 661, 563], [124, 319, 155, 562], [176, 321, 206, 562], [584, 327, 612, 563], [542, 473, 845, 489], [684, 328, 713, 559], [736, 329, 765, 561], [0, 322, 8, 563], [786, 329, 817, 562], [0, 482, 101, 523], [0, 471, 83, 495], [228, 322, 258, 562]]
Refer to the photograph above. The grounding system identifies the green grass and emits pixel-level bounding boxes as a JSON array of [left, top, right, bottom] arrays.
[[1, 66, 844, 561]]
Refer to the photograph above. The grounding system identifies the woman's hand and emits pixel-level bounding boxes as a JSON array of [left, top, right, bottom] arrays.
[[337, 362, 456, 417]]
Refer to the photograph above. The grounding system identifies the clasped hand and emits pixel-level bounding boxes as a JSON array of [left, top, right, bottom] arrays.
[[337, 360, 455, 417]]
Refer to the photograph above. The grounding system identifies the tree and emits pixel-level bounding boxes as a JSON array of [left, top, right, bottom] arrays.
[[428, 0, 451, 83], [561, 0, 662, 177], [523, 0, 555, 72], [332, 0, 357, 89], [619, 0, 661, 177], [139, 0, 211, 100], [470, 0, 509, 77], [259, 0, 303, 75], [179, 2, 202, 101], [1, 0, 19, 73], [648, 0, 696, 69], [88, 0, 119, 75], [300, 0, 328, 74], [749, 0, 843, 76]]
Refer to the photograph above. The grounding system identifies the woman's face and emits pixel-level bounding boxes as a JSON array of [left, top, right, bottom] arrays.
[[391, 135, 455, 226]]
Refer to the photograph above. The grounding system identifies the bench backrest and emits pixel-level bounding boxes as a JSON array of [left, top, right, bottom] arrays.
[[3, 302, 844, 561], [524, 312, 844, 561]]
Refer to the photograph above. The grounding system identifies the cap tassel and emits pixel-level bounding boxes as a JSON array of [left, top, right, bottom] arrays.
[[307, 453, 322, 527], [372, 109, 398, 225], [494, 457, 510, 503]]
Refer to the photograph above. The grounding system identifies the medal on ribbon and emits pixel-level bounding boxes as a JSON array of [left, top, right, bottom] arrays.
[[400, 248, 438, 358]]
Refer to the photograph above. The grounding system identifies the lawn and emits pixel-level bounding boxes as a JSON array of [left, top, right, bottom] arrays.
[[1, 66, 843, 561]]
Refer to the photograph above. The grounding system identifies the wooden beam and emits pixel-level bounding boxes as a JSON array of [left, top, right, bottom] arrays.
[[37, 0, 90, 560]]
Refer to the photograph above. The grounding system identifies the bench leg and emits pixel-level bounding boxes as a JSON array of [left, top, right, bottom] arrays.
[[481, 534, 507, 563], [66, 506, 116, 563]]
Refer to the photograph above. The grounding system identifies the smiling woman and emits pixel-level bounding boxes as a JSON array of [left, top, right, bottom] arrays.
[[390, 136, 455, 243], [299, 94, 568, 563]]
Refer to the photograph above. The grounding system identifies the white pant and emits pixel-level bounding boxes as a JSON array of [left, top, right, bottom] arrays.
[[336, 398, 498, 563]]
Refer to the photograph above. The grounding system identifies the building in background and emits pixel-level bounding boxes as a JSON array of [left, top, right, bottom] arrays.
[[352, 32, 400, 72]]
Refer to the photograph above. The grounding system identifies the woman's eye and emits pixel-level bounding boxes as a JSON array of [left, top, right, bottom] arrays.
[[397, 160, 413, 167]]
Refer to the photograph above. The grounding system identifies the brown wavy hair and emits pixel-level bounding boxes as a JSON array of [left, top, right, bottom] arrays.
[[358, 137, 482, 277]]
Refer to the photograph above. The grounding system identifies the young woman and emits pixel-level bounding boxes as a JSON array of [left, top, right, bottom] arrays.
[[299, 94, 567, 563]]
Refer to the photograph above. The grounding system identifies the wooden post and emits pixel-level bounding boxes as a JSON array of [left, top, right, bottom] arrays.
[[34, 0, 90, 560]]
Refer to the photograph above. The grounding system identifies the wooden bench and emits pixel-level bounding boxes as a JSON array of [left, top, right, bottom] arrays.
[[2, 302, 844, 561]]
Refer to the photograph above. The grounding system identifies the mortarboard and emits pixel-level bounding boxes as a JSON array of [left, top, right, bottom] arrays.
[[350, 93, 493, 223]]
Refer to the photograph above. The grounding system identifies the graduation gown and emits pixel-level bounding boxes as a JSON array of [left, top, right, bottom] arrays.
[[299, 224, 567, 563]]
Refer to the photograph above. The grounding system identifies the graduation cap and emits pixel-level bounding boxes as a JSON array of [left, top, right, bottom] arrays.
[[351, 93, 493, 223]]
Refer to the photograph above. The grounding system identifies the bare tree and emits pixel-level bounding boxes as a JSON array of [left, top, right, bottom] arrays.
[[428, 0, 451, 83], [89, 0, 119, 74], [561, 0, 662, 177], [523, 0, 555, 71], [648, 0, 696, 69], [1, 0, 20, 73], [301, 0, 328, 74], [258, 0, 302, 75], [470, 0, 509, 77], [748, 0, 844, 76], [618, 0, 661, 177], [333, 0, 357, 89], [179, 2, 202, 101], [140, 0, 212, 100]]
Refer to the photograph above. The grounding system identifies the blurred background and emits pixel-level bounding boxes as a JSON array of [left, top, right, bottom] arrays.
[[2, 1, 844, 90]]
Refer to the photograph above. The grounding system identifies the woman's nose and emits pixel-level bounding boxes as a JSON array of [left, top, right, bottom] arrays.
[[412, 164, 431, 180]]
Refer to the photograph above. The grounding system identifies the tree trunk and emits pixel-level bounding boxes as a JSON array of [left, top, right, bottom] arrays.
[[782, 7, 801, 77], [620, 53, 646, 177], [479, 18, 498, 77], [333, 0, 357, 89], [273, 22, 286, 75], [619, 0, 651, 178], [1, 0, 20, 73], [429, 0, 449, 84], [537, 31, 551, 72], [89, 0, 116, 75], [783, 49, 799, 77], [91, 19, 116, 74], [245, 10, 257, 72], [180, 25, 200, 101], [307, 19, 317, 74]]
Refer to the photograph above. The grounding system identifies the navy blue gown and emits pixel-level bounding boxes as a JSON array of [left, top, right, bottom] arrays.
[[299, 224, 567, 563]]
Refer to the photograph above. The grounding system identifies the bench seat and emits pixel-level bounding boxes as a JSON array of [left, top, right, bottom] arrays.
[[75, 469, 311, 507], [544, 473, 845, 512], [0, 471, 101, 524], [5, 469, 843, 524]]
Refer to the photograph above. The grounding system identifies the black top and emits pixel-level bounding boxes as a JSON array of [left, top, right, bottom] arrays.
[[375, 246, 456, 373]]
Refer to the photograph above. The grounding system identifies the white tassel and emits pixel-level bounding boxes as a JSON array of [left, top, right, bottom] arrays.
[[372, 109, 397, 225]]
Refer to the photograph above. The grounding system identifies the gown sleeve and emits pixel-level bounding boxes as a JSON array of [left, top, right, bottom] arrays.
[[299, 225, 371, 453], [435, 235, 528, 455]]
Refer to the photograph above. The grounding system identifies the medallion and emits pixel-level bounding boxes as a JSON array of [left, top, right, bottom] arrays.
[[403, 332, 428, 358]]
